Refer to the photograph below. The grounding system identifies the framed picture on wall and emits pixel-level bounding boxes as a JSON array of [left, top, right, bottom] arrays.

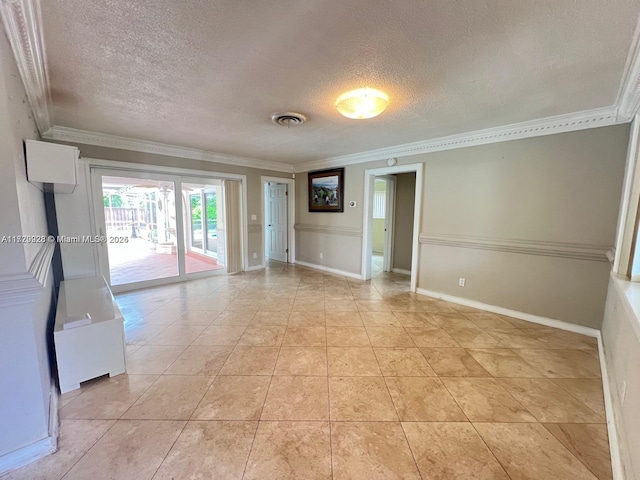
[[308, 168, 344, 212]]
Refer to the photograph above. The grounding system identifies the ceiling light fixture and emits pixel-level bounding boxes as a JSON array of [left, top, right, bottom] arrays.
[[336, 88, 389, 119]]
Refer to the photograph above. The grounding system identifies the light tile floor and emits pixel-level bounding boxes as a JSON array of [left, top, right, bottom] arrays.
[[2, 262, 613, 479]]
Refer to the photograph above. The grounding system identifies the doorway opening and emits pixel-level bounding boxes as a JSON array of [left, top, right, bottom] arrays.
[[371, 176, 396, 276], [261, 176, 296, 266], [362, 164, 423, 291]]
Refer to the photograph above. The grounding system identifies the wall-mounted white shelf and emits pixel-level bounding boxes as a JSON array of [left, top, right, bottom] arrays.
[[25, 139, 79, 193]]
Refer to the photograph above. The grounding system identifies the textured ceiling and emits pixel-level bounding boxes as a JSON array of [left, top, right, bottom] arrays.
[[42, 0, 640, 164]]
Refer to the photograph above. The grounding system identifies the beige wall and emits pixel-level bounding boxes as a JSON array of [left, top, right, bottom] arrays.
[[372, 179, 386, 253], [295, 124, 629, 328], [372, 219, 385, 253], [392, 172, 415, 272], [48, 142, 292, 272], [295, 163, 368, 271], [419, 126, 628, 328]]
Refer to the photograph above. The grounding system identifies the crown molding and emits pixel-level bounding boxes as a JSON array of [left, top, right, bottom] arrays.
[[0, 0, 51, 134], [294, 106, 621, 172], [419, 233, 612, 262], [616, 13, 640, 122], [43, 126, 295, 173], [46, 106, 621, 176]]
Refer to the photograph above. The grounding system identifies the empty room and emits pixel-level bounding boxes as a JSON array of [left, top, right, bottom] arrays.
[[1, 1, 640, 479]]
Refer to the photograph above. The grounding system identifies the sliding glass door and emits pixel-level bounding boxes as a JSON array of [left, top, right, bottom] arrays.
[[92, 169, 232, 292], [182, 181, 225, 275], [99, 174, 179, 286]]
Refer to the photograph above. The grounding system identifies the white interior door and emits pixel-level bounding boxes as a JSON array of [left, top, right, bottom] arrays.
[[383, 176, 396, 272], [267, 183, 288, 262]]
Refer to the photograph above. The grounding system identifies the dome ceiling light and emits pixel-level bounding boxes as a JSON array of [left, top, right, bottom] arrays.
[[336, 88, 389, 119]]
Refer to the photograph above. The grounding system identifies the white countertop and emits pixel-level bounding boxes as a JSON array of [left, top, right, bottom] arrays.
[[54, 276, 121, 331]]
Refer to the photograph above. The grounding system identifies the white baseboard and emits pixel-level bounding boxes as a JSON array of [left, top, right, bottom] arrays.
[[392, 268, 411, 275], [0, 436, 55, 476], [0, 383, 59, 476], [49, 383, 59, 452], [415, 288, 600, 337], [293, 260, 362, 280], [597, 335, 624, 480], [244, 265, 264, 272]]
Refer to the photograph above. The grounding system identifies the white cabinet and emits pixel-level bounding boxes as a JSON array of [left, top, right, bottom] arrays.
[[54, 277, 126, 393], [25, 139, 79, 193]]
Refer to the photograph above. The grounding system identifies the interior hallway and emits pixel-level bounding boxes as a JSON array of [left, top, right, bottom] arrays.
[[2, 262, 611, 479]]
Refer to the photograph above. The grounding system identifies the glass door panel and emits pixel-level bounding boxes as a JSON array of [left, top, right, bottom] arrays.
[[204, 190, 218, 257], [100, 175, 178, 286], [182, 181, 225, 275], [189, 193, 203, 250]]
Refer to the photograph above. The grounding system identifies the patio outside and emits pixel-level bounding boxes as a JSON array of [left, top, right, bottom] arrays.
[[107, 238, 223, 286], [102, 176, 224, 287]]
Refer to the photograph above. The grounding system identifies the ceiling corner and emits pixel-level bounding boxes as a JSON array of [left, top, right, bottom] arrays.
[[616, 12, 640, 122], [0, 0, 51, 134]]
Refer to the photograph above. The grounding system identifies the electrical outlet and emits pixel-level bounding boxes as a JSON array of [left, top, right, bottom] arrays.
[[252, 252, 257, 259], [251, 214, 257, 221], [458, 278, 466, 287], [319, 253, 323, 259]]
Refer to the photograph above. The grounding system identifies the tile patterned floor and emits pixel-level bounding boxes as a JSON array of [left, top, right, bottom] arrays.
[[2, 263, 613, 479]]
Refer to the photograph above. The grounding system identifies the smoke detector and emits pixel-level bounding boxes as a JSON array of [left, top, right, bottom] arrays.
[[271, 112, 307, 127]]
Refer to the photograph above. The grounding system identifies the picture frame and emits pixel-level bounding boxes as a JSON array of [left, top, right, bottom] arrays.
[[308, 168, 344, 212]]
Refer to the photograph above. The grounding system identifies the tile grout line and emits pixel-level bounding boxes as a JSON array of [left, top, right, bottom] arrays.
[[538, 423, 607, 479], [241, 274, 302, 479], [372, 279, 426, 479], [324, 293, 334, 480], [467, 421, 515, 480], [120, 286, 237, 478], [57, 419, 120, 480], [151, 286, 253, 477], [379, 363, 427, 479], [149, 419, 189, 480]]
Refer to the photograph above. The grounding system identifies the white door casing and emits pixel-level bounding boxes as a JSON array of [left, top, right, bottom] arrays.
[[267, 183, 288, 262], [362, 163, 423, 292], [377, 175, 397, 272]]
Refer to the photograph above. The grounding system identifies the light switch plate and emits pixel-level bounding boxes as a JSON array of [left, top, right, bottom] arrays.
[[251, 214, 257, 220]]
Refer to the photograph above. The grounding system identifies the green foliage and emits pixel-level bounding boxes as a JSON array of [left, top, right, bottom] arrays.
[[191, 193, 217, 223], [190, 195, 202, 222], [103, 194, 123, 207], [206, 197, 217, 221]]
